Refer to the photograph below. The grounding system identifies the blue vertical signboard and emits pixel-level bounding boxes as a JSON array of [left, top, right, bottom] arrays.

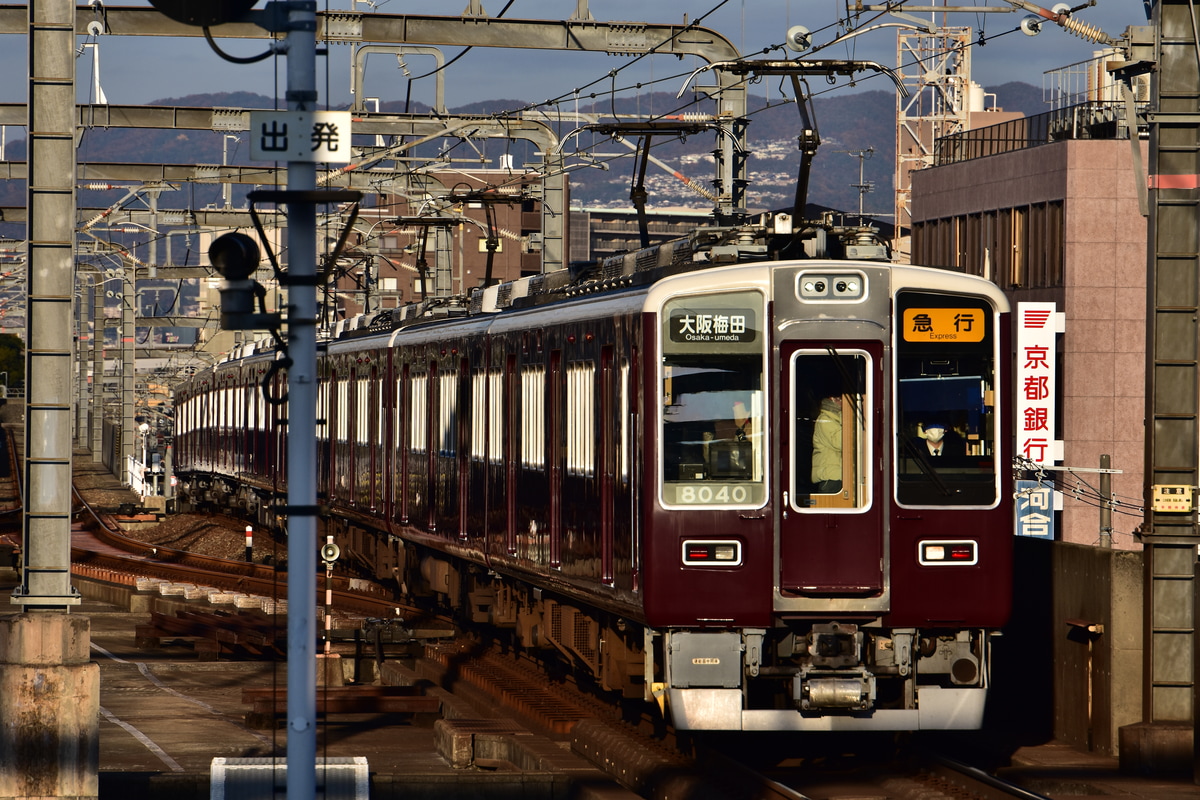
[[1015, 479, 1055, 539]]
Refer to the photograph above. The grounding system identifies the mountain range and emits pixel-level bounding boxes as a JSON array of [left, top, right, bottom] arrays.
[[0, 82, 1046, 219]]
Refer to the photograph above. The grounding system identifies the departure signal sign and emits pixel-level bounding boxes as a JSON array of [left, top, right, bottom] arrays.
[[902, 308, 985, 343]]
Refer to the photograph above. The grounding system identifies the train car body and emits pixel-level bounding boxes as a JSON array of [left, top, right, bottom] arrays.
[[175, 224, 1012, 733]]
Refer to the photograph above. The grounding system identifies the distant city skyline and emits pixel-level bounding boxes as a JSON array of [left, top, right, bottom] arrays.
[[0, 0, 1150, 114]]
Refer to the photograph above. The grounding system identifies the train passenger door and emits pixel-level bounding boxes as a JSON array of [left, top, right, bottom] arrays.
[[778, 344, 883, 595]]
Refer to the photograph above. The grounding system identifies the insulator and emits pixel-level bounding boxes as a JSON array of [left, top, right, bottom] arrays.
[[682, 179, 718, 202], [83, 183, 117, 191], [852, 227, 880, 246], [664, 112, 713, 123], [1060, 15, 1108, 44]]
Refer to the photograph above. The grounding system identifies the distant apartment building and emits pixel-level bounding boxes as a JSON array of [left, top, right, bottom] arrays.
[[334, 169, 550, 319], [910, 101, 1147, 548], [569, 207, 714, 263]]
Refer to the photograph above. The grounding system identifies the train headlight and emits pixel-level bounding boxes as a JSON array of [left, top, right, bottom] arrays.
[[797, 271, 866, 301]]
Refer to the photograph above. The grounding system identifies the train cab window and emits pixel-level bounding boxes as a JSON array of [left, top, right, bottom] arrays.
[[790, 351, 870, 511], [895, 291, 999, 507], [659, 290, 766, 508]]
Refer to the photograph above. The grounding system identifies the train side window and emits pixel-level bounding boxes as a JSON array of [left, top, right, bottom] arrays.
[[438, 371, 458, 457], [318, 377, 329, 443], [619, 359, 630, 483], [521, 365, 546, 469], [790, 350, 871, 512], [470, 369, 486, 462], [357, 374, 369, 448], [658, 290, 766, 509], [566, 362, 595, 477], [410, 373, 428, 453], [487, 369, 503, 464], [336, 375, 350, 445]]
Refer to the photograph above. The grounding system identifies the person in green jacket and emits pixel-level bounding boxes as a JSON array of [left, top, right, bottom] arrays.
[[811, 395, 843, 493]]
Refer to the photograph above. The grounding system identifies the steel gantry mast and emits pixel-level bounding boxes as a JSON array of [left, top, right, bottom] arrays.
[[1138, 0, 1200, 773], [0, 5, 751, 229], [12, 0, 81, 610], [893, 25, 972, 262]]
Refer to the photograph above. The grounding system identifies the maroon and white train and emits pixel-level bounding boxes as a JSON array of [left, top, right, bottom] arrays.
[[174, 220, 1013, 731]]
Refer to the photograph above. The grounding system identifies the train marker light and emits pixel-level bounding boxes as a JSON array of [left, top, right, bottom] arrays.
[[682, 540, 742, 566], [918, 540, 978, 566]]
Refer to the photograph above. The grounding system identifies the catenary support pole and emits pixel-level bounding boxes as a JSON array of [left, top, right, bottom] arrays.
[[2, 2, 99, 799], [91, 273, 104, 462], [284, 3, 320, 798], [14, 0, 81, 609]]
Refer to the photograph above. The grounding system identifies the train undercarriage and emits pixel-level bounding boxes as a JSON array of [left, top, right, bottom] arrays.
[[179, 474, 992, 733]]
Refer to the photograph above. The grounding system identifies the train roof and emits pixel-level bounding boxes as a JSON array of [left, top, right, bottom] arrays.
[[208, 215, 1008, 369], [330, 214, 895, 341]]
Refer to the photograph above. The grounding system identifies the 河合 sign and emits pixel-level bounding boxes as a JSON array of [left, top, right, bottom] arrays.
[[1015, 479, 1057, 539]]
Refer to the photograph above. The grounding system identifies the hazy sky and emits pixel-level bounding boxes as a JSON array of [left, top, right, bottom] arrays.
[[41, 0, 1149, 113]]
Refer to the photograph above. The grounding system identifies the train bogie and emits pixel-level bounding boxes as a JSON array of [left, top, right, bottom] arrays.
[[174, 230, 1012, 733]]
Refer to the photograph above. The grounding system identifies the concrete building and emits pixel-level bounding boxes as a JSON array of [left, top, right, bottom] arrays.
[[910, 102, 1147, 549], [334, 169, 550, 319]]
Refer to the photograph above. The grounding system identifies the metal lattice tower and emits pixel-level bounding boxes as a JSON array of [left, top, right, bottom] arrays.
[[893, 26, 972, 262]]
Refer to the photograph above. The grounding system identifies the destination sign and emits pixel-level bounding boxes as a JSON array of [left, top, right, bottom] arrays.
[[668, 309, 758, 344], [902, 308, 985, 343]]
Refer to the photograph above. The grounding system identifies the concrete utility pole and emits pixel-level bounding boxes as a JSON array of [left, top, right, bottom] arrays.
[[1, 0, 100, 798], [282, 4, 321, 797], [12, 0, 82, 609]]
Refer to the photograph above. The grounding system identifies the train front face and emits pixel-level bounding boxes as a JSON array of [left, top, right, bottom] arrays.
[[642, 261, 1012, 732]]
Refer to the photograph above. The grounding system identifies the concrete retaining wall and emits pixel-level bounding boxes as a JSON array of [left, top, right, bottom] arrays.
[[1051, 541, 1142, 755], [996, 538, 1142, 758]]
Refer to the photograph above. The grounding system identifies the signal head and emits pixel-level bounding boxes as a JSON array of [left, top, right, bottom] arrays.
[[147, 0, 258, 27], [209, 232, 261, 280]]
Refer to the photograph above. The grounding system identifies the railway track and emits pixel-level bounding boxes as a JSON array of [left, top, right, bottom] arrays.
[[687, 746, 1055, 800], [420, 640, 1052, 800], [9, 433, 1053, 800]]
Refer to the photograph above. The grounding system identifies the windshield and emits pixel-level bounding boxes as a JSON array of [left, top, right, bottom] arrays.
[[895, 291, 999, 507], [660, 290, 766, 508]]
